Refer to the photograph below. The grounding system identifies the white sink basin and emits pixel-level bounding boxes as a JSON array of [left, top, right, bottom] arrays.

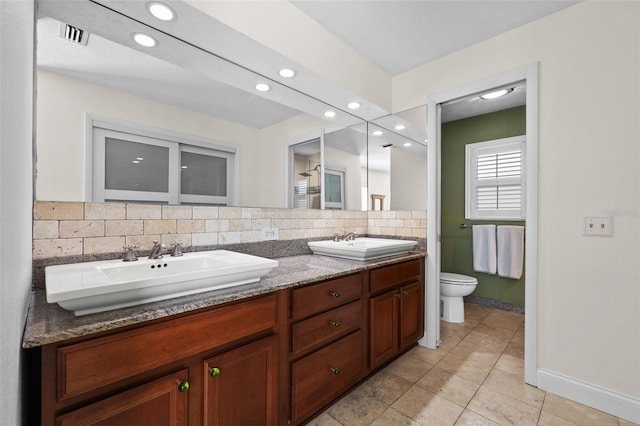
[[45, 250, 278, 316], [308, 237, 417, 261]]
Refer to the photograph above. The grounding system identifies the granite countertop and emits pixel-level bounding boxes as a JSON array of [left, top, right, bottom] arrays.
[[23, 252, 425, 348]]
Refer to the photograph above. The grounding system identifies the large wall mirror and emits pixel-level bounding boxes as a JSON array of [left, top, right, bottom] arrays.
[[35, 0, 426, 211]]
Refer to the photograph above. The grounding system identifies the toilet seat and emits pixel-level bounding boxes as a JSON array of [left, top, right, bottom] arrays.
[[441, 272, 478, 286]]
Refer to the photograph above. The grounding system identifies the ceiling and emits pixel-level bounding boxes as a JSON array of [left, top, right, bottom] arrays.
[[37, 0, 579, 128], [291, 1, 578, 76]]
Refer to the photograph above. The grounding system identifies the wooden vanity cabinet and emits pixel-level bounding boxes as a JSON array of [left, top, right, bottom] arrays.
[[38, 293, 283, 425], [369, 259, 425, 369], [289, 272, 367, 425]]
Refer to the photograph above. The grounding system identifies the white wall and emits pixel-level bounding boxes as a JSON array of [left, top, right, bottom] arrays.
[[0, 1, 34, 424], [390, 147, 427, 210], [394, 0, 640, 404], [36, 71, 261, 204]]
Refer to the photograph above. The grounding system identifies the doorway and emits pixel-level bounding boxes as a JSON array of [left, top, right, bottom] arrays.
[[423, 64, 539, 386]]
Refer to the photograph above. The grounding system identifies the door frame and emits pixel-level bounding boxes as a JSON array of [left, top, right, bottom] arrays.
[[422, 63, 539, 386]]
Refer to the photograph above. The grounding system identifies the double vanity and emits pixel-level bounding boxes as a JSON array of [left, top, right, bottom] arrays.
[[24, 239, 425, 425]]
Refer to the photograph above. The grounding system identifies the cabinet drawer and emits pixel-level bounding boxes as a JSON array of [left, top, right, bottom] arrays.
[[57, 294, 278, 400], [291, 331, 363, 423], [292, 274, 362, 320], [370, 259, 421, 294], [292, 301, 362, 358]]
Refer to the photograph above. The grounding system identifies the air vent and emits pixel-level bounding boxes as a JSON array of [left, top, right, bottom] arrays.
[[59, 23, 89, 46]]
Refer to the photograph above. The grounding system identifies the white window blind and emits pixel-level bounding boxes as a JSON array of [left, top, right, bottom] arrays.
[[465, 136, 526, 220]]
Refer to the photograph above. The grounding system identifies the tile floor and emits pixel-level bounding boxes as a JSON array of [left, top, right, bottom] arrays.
[[307, 303, 637, 426]]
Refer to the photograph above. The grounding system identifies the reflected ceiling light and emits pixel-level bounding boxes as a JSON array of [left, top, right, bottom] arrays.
[[136, 157, 144, 161], [394, 124, 406, 130], [403, 142, 412, 147], [255, 83, 271, 92], [372, 130, 383, 136], [181, 165, 188, 169], [324, 110, 336, 118], [278, 68, 296, 78], [347, 102, 361, 110], [133, 33, 157, 47], [480, 88, 513, 100], [147, 2, 176, 21], [132, 160, 140, 164]]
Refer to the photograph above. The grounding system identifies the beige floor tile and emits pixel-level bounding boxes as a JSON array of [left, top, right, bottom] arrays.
[[482, 368, 545, 408], [358, 370, 413, 405], [416, 367, 480, 407], [449, 340, 502, 365], [392, 385, 464, 426], [502, 341, 524, 359], [542, 393, 619, 426], [436, 350, 495, 384], [326, 387, 388, 426], [462, 330, 511, 353], [467, 387, 540, 426], [455, 409, 500, 425], [441, 321, 473, 341], [538, 411, 578, 425], [493, 353, 524, 376], [305, 411, 343, 426], [510, 326, 525, 344], [384, 349, 434, 383], [370, 407, 422, 426], [473, 323, 518, 341], [407, 345, 450, 366], [481, 312, 523, 332]]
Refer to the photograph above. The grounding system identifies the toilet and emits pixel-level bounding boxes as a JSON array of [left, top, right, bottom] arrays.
[[440, 272, 478, 323]]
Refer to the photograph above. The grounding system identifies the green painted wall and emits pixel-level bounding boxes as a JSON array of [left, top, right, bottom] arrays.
[[441, 106, 526, 306]]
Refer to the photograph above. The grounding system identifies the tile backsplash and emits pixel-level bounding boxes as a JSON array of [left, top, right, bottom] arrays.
[[33, 201, 426, 260]]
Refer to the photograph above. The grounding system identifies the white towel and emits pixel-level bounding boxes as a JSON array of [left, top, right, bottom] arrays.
[[497, 225, 525, 279], [472, 225, 497, 274]]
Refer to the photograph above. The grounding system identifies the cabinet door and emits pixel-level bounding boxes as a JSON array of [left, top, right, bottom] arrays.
[[56, 370, 188, 426], [203, 336, 278, 426], [400, 281, 424, 349], [369, 290, 400, 369]]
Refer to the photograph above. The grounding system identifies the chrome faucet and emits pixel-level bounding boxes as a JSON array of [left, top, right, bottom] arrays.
[[148, 240, 166, 259], [343, 232, 358, 241], [333, 231, 358, 242]]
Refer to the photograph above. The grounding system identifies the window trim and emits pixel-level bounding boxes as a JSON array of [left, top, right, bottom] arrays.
[[85, 115, 240, 205], [465, 135, 526, 220]]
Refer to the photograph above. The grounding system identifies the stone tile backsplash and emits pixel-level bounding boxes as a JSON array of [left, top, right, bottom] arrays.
[[33, 201, 426, 260]]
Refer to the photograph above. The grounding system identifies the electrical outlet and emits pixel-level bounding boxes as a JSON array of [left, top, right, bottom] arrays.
[[261, 228, 279, 241], [584, 217, 612, 237]]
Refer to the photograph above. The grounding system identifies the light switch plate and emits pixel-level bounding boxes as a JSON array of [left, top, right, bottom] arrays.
[[584, 217, 612, 236]]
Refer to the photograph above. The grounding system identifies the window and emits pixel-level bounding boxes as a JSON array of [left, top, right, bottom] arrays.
[[465, 136, 526, 220], [91, 119, 236, 205]]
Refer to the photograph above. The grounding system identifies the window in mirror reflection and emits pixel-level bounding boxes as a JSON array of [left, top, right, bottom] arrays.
[[94, 123, 235, 205], [324, 170, 345, 210]]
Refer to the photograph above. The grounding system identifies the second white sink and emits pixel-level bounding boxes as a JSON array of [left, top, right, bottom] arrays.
[[46, 250, 278, 316], [308, 237, 417, 261]]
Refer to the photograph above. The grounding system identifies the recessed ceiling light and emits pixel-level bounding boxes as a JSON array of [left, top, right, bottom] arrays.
[[403, 142, 412, 147], [480, 88, 513, 100], [136, 157, 144, 161], [347, 102, 361, 110], [372, 130, 383, 136], [133, 33, 157, 47], [324, 110, 336, 118], [395, 124, 406, 131], [255, 83, 271, 92], [147, 2, 176, 21], [132, 160, 140, 164], [181, 165, 188, 169], [278, 68, 296, 78]]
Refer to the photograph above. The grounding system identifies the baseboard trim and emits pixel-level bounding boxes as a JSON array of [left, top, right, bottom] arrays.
[[537, 368, 640, 424]]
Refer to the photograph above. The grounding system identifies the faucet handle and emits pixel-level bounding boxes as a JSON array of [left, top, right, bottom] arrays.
[[171, 241, 184, 257], [122, 245, 138, 262]]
